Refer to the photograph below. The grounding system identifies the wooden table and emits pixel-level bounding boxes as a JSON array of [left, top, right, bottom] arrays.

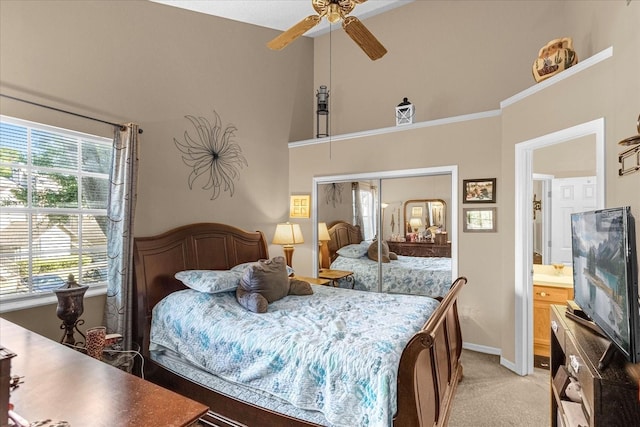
[[294, 275, 331, 286], [0, 318, 208, 427], [318, 269, 355, 288]]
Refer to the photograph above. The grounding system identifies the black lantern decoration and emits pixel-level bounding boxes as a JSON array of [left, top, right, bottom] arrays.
[[54, 274, 88, 346], [396, 97, 414, 126], [316, 85, 329, 138]]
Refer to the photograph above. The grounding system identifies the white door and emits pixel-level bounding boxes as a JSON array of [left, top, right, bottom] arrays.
[[550, 176, 597, 264]]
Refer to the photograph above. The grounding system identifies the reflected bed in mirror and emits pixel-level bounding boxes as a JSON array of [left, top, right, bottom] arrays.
[[326, 221, 452, 298]]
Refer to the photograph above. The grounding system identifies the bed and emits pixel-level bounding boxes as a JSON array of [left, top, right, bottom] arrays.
[[326, 221, 453, 297], [133, 222, 467, 427]]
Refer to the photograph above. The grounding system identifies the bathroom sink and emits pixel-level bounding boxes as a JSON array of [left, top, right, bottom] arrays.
[[533, 264, 573, 287]]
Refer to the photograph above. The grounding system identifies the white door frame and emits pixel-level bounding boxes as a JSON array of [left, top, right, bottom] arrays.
[[514, 118, 605, 375]]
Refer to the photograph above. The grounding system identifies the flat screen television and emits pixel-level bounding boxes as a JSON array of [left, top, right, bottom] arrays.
[[570, 206, 639, 364]]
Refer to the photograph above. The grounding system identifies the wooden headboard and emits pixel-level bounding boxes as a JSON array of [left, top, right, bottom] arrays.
[[326, 221, 363, 265], [133, 223, 269, 354]]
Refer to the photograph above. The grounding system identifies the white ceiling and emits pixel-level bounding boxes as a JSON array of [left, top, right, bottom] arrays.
[[150, 0, 413, 37]]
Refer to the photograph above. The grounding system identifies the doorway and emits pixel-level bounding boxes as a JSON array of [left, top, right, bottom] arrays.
[[514, 118, 605, 375]]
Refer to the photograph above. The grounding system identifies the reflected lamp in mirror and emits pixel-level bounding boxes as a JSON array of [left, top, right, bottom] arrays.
[[273, 222, 304, 268], [409, 217, 422, 233], [318, 222, 331, 270]]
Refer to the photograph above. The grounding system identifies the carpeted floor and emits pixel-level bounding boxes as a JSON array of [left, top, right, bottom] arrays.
[[448, 350, 550, 426]]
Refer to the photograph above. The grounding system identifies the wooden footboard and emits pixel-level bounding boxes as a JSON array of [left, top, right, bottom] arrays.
[[133, 223, 467, 427], [394, 276, 466, 427]]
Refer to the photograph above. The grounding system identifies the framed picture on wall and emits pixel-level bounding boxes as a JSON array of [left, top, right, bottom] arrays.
[[290, 194, 311, 218], [463, 178, 496, 203], [463, 207, 497, 232]]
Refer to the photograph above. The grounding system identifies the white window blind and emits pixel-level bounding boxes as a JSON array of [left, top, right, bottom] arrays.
[[0, 115, 113, 301]]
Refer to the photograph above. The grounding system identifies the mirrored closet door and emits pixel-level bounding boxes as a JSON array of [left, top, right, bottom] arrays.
[[314, 167, 457, 297]]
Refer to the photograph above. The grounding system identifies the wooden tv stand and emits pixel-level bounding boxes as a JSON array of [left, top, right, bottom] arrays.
[[550, 305, 640, 426]]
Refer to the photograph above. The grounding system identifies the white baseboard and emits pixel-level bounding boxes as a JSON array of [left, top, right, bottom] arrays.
[[499, 357, 518, 374], [462, 342, 520, 374], [462, 341, 501, 355]]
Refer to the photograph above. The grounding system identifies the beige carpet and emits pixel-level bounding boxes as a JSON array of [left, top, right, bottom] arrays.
[[448, 350, 550, 426]]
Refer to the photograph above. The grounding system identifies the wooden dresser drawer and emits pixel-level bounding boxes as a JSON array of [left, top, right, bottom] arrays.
[[386, 241, 451, 257], [564, 329, 596, 420], [533, 285, 572, 304]]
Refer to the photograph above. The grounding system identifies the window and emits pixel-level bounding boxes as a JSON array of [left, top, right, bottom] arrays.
[[353, 183, 378, 241], [0, 116, 113, 301]]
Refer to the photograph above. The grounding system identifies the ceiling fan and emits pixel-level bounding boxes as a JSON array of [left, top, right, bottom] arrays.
[[267, 0, 387, 61]]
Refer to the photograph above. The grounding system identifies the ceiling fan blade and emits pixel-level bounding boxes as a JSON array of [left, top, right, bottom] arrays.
[[267, 15, 322, 50], [342, 16, 387, 60]]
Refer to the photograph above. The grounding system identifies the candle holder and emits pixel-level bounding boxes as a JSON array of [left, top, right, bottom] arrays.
[[54, 274, 88, 346]]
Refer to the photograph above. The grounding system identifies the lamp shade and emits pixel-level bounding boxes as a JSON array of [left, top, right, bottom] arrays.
[[409, 218, 423, 230], [318, 222, 331, 242], [272, 222, 304, 246]]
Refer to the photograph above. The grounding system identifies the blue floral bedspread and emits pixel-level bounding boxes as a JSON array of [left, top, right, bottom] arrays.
[[150, 285, 439, 427], [330, 255, 452, 297]]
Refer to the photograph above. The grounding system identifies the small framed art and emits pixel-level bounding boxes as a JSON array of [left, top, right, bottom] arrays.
[[289, 194, 310, 219], [463, 178, 496, 203], [463, 207, 497, 232]]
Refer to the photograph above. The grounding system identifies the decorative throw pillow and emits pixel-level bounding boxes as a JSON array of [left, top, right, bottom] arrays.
[[174, 270, 242, 293], [289, 278, 314, 296], [367, 240, 392, 263], [231, 261, 295, 277], [235, 256, 313, 313], [336, 243, 369, 259]]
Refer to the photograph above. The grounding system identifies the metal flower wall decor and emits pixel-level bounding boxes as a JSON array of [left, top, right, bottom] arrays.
[[174, 112, 248, 200], [324, 182, 344, 208]]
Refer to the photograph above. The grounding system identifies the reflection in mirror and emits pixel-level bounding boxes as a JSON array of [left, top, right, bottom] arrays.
[[316, 173, 453, 298], [403, 199, 446, 237], [318, 180, 381, 241]]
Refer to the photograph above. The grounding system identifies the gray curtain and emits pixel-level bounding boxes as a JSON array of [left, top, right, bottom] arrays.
[[104, 123, 139, 350], [352, 182, 364, 232]]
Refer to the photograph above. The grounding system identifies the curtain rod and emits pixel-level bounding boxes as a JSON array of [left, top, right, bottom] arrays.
[[0, 93, 143, 134]]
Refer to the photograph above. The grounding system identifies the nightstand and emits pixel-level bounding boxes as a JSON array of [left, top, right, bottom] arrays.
[[318, 269, 355, 288], [294, 275, 331, 286]]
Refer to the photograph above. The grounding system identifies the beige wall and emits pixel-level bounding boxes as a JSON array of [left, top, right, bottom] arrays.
[[1, 0, 638, 366], [290, 116, 504, 350], [298, 0, 639, 364], [0, 0, 313, 339], [312, 0, 567, 136], [533, 136, 596, 177], [0, 295, 106, 342]]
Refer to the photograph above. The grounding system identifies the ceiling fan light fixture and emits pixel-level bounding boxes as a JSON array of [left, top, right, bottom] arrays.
[[327, 3, 342, 23], [267, 0, 387, 60]]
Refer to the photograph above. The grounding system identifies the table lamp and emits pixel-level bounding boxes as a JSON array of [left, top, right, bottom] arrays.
[[409, 217, 423, 233], [272, 222, 304, 268], [318, 222, 331, 270]]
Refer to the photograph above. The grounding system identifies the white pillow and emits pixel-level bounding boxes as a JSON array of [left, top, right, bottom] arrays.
[[232, 261, 295, 276], [336, 243, 368, 259], [175, 270, 243, 293]]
